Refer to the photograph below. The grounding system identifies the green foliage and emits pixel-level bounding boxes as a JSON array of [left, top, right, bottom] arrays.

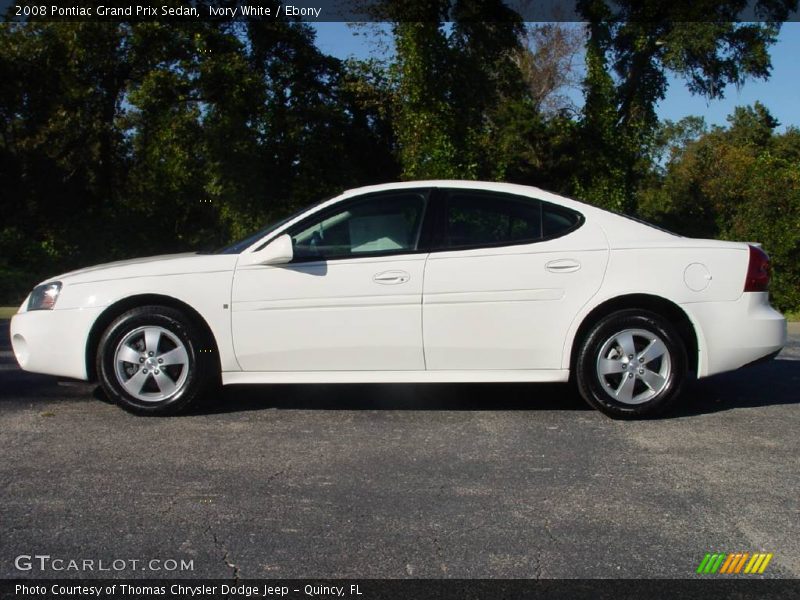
[[392, 20, 463, 179], [0, 20, 399, 290], [573, 0, 789, 213], [386, 0, 525, 180], [640, 103, 800, 311], [573, 14, 635, 212]]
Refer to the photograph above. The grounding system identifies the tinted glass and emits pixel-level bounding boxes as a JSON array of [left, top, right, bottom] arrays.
[[445, 192, 542, 248], [290, 192, 427, 260], [542, 204, 581, 237]]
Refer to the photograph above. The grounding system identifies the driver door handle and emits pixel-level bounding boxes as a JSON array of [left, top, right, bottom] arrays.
[[373, 270, 410, 285]]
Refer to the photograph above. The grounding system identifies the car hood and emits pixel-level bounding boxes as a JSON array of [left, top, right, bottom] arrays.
[[48, 252, 238, 285]]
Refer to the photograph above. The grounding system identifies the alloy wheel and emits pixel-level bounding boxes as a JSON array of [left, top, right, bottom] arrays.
[[595, 328, 672, 405], [113, 326, 190, 402]]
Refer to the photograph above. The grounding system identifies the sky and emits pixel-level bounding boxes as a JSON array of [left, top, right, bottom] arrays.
[[312, 21, 800, 132]]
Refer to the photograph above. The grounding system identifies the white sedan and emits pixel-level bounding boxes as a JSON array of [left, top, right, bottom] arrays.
[[10, 181, 787, 417]]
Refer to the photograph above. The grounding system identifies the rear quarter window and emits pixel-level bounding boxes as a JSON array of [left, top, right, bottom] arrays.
[[542, 203, 582, 238]]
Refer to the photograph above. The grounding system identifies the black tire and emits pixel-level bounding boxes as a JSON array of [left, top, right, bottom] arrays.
[[575, 309, 688, 419], [96, 305, 216, 415]]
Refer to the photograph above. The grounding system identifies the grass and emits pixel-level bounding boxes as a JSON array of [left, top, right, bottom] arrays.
[[0, 306, 18, 319]]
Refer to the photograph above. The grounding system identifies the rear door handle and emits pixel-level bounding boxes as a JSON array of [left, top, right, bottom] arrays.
[[545, 259, 581, 273], [373, 270, 410, 285]]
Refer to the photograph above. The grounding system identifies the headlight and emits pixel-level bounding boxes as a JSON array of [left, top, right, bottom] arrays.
[[28, 281, 62, 311]]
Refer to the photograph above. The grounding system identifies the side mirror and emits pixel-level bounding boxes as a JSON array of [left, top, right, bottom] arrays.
[[239, 234, 294, 266]]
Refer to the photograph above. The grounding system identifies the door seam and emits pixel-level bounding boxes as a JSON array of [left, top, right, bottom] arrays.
[[421, 252, 431, 370]]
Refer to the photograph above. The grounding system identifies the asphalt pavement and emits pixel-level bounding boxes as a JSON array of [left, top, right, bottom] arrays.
[[1, 320, 798, 579]]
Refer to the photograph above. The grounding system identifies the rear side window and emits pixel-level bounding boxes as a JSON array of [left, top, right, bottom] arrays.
[[445, 191, 542, 249], [441, 190, 583, 250]]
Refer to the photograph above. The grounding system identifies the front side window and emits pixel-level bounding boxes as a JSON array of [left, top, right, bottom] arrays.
[[290, 191, 427, 261], [445, 191, 542, 249]]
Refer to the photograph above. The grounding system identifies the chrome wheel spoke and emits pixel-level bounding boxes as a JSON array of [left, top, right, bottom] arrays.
[[122, 368, 149, 396], [598, 358, 626, 375], [159, 346, 188, 367], [638, 338, 667, 364], [116, 344, 141, 365], [615, 331, 636, 358], [633, 388, 656, 403], [144, 327, 161, 355], [153, 371, 178, 396], [615, 374, 636, 403], [640, 368, 666, 392]]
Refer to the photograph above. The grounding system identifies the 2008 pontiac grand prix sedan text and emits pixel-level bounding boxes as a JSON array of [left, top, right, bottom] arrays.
[[10, 181, 787, 418]]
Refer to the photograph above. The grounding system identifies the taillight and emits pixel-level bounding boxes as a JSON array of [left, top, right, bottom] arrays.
[[744, 245, 770, 292]]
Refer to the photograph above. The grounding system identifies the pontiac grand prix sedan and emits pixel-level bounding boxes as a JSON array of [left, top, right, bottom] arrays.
[[10, 181, 787, 418]]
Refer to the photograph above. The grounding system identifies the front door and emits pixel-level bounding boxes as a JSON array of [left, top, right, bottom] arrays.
[[232, 189, 431, 371]]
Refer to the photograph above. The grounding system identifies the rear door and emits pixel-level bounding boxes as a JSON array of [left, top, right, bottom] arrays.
[[422, 188, 608, 370]]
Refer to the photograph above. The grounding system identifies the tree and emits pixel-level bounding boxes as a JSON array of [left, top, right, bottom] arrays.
[[0, 17, 398, 301], [0, 22, 134, 270], [514, 23, 584, 116], [639, 103, 800, 311], [574, 0, 795, 213], [384, 0, 525, 179]]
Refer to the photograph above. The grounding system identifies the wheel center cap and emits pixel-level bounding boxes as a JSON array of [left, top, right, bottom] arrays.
[[145, 357, 159, 369]]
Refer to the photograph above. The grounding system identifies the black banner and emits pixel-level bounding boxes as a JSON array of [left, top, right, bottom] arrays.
[[2, 579, 800, 600], [1, 0, 799, 23]]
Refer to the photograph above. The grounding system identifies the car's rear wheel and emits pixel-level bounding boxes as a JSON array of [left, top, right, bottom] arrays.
[[96, 306, 215, 415], [576, 309, 687, 418]]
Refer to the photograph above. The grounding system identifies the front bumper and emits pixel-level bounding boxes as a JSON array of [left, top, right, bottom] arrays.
[[10, 306, 104, 380], [683, 292, 787, 378]]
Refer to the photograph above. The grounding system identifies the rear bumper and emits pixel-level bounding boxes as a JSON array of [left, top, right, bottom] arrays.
[[10, 307, 103, 380], [741, 349, 782, 369], [682, 292, 787, 378]]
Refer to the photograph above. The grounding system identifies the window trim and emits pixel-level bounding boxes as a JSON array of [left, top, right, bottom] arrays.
[[427, 188, 585, 253], [285, 188, 434, 264]]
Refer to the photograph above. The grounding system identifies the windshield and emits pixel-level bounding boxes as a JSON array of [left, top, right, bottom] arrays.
[[214, 194, 339, 254]]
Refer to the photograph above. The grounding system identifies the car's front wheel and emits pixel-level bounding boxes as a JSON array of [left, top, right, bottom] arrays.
[[575, 309, 688, 418], [96, 306, 215, 415]]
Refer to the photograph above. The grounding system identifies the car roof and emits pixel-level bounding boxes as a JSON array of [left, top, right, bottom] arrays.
[[339, 180, 602, 216]]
